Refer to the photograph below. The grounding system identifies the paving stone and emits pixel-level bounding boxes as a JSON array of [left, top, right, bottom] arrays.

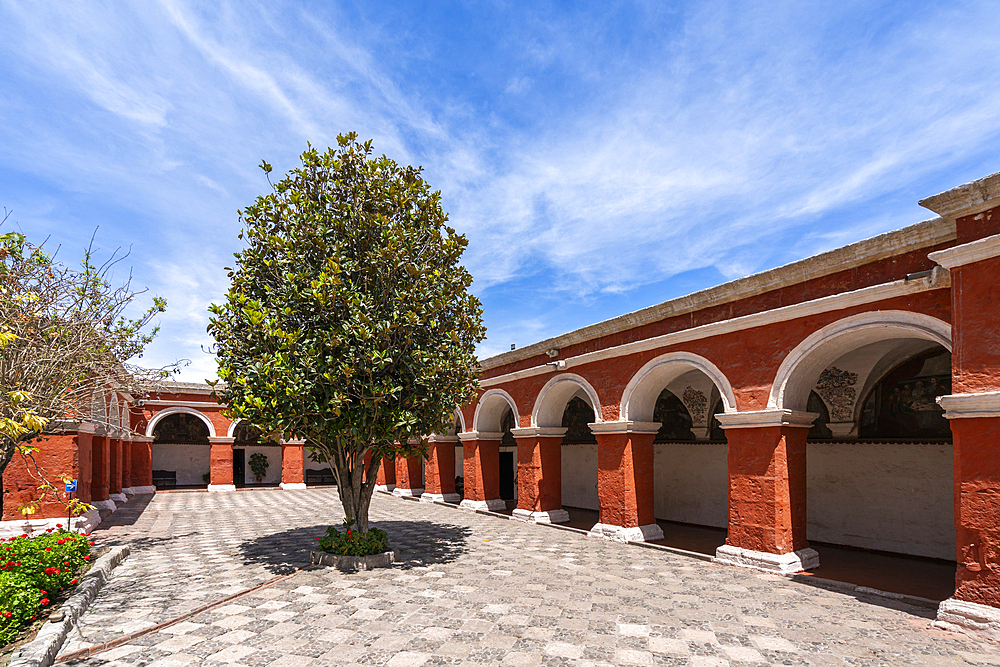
[[57, 489, 1000, 666]]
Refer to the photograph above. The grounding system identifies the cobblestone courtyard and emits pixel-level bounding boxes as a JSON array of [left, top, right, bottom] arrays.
[[58, 489, 999, 666]]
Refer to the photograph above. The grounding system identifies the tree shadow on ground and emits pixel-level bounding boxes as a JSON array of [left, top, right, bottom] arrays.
[[236, 519, 472, 575]]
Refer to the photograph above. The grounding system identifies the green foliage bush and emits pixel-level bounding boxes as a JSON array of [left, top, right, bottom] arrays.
[[248, 452, 269, 481], [0, 527, 93, 646], [317, 518, 389, 557]]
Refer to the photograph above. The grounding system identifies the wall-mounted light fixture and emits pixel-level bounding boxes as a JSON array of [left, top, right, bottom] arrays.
[[545, 349, 560, 359]]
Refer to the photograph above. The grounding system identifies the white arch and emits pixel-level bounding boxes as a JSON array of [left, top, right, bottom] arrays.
[[620, 351, 737, 422], [473, 389, 519, 433], [532, 373, 603, 428], [454, 406, 467, 434], [109, 394, 121, 428], [769, 310, 952, 412], [145, 406, 217, 438], [226, 418, 243, 438]]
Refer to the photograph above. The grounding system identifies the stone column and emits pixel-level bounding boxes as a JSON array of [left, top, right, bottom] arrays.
[[422, 435, 461, 503], [120, 436, 133, 495], [925, 218, 1000, 638], [376, 452, 396, 492], [90, 431, 115, 511], [714, 410, 819, 573], [393, 446, 424, 497], [109, 436, 126, 503], [208, 436, 236, 492], [280, 439, 307, 490], [588, 421, 664, 542], [511, 427, 569, 523], [130, 436, 155, 494], [458, 432, 505, 512], [75, 425, 94, 505]]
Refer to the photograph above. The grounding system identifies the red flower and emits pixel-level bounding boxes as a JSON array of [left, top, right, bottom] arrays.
[[83, 556, 90, 560], [54, 569, 61, 575], [63, 561, 70, 566], [316, 537, 321, 540], [88, 541, 95, 546], [57, 539, 65, 545], [70, 579, 77, 584], [2, 611, 11, 617], [39, 599, 50, 606], [45, 547, 52, 551], [45, 567, 56, 574], [56, 524, 63, 528], [39, 590, 46, 595]]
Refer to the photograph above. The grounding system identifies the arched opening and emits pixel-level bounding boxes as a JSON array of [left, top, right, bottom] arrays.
[[231, 422, 282, 487], [465, 390, 519, 511], [561, 394, 598, 515], [498, 407, 517, 503], [151, 412, 211, 488]]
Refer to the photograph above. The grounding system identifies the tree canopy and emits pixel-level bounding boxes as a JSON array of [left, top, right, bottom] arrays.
[[209, 134, 485, 531]]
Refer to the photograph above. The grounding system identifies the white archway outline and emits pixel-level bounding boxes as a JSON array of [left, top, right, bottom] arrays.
[[532, 373, 603, 428], [454, 406, 467, 434], [145, 406, 218, 438], [473, 389, 519, 433], [620, 351, 737, 422], [769, 310, 952, 412]]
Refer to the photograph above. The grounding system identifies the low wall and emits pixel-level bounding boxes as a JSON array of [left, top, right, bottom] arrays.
[[653, 442, 728, 528], [561, 443, 599, 510]]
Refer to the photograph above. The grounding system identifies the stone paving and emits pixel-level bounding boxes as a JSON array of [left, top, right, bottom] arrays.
[[58, 488, 1000, 666]]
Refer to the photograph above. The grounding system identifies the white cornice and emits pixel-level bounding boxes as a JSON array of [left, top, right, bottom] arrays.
[[481, 217, 954, 372], [457, 431, 503, 441], [208, 437, 235, 444], [588, 421, 661, 435], [715, 409, 819, 429], [937, 392, 1000, 419], [143, 399, 222, 409], [919, 171, 1000, 221], [481, 271, 950, 388], [427, 435, 459, 443], [510, 426, 567, 438], [928, 234, 1000, 269]]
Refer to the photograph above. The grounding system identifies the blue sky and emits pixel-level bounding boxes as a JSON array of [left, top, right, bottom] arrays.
[[2, 1, 999, 381]]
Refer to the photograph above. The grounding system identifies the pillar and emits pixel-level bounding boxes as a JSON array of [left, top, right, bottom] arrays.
[[511, 427, 569, 523], [208, 436, 235, 492], [90, 432, 115, 511], [376, 451, 396, 491], [393, 445, 424, 497], [923, 186, 1000, 638], [130, 436, 155, 493], [588, 421, 664, 542], [280, 440, 307, 490], [458, 432, 505, 511], [421, 435, 460, 503], [109, 437, 125, 503], [713, 410, 819, 573], [121, 436, 133, 494]]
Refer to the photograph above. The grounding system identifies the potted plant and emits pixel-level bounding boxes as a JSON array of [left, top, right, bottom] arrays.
[[248, 452, 269, 483], [311, 517, 394, 571]]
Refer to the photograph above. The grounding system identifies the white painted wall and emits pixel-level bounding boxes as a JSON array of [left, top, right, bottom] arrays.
[[151, 444, 210, 485], [304, 447, 331, 471], [561, 443, 598, 510], [239, 446, 282, 485], [807, 442, 954, 559], [654, 443, 728, 527]]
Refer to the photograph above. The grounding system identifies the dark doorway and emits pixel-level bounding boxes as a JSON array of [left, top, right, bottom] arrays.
[[233, 448, 246, 488], [499, 451, 515, 500]]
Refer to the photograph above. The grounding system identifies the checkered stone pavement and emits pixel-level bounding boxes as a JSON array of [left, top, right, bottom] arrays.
[[58, 488, 1000, 666]]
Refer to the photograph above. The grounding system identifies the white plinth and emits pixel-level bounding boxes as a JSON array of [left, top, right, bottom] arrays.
[[421, 493, 461, 503], [91, 499, 117, 512], [207, 484, 236, 492], [280, 482, 307, 490], [128, 485, 156, 495], [589, 522, 664, 543], [512, 508, 570, 524], [392, 487, 424, 498], [375, 484, 396, 492], [0, 508, 102, 538], [460, 498, 507, 512], [934, 597, 1000, 641], [109, 493, 127, 503], [714, 544, 819, 574]]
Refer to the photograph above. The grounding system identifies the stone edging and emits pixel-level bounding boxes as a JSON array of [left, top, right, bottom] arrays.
[[9, 545, 130, 667], [309, 550, 395, 571]]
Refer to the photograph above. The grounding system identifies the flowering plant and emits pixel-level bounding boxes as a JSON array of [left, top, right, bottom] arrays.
[[316, 517, 388, 557], [0, 527, 92, 646]]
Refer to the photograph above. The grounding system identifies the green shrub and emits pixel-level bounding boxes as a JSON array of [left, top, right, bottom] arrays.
[[248, 452, 269, 482], [0, 528, 93, 646], [317, 518, 389, 557]]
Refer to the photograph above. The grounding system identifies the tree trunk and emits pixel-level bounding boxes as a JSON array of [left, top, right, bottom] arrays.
[[324, 439, 382, 534]]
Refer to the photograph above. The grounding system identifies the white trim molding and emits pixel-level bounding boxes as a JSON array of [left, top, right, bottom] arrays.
[[512, 508, 570, 524], [620, 351, 737, 422], [715, 544, 820, 574], [392, 487, 424, 498], [589, 523, 664, 543], [279, 482, 307, 490], [934, 597, 1000, 642], [457, 431, 503, 441], [532, 373, 603, 428], [919, 170, 1000, 221], [145, 406, 218, 438], [588, 421, 661, 435], [473, 389, 520, 433], [422, 492, 461, 503], [461, 498, 507, 512], [937, 392, 1000, 419], [510, 426, 568, 438], [207, 484, 236, 492], [715, 410, 819, 430], [929, 233, 1000, 269]]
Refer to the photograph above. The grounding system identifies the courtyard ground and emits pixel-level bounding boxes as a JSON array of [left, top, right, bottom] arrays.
[[55, 488, 999, 666]]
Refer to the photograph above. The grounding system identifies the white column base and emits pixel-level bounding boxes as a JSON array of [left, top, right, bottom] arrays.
[[589, 522, 664, 543], [279, 482, 307, 490], [109, 493, 127, 503], [91, 499, 117, 512], [392, 487, 424, 497], [714, 544, 819, 574], [460, 498, 507, 512], [512, 508, 570, 524], [129, 485, 156, 495], [934, 597, 1000, 641], [0, 508, 102, 538], [375, 484, 396, 492], [421, 492, 461, 503], [207, 484, 236, 492]]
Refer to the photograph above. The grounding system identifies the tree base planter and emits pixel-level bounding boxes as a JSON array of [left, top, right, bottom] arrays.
[[309, 550, 395, 571]]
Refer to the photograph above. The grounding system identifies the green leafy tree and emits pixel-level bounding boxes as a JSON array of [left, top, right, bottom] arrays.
[[209, 134, 485, 533]]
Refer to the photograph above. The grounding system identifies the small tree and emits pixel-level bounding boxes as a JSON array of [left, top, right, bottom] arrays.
[[209, 134, 485, 533], [0, 213, 174, 515]]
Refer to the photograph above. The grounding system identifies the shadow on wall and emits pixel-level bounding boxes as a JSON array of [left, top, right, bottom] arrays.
[[236, 519, 472, 574]]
